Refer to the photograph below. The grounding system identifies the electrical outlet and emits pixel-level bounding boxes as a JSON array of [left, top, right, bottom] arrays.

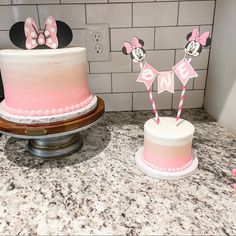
[[94, 44, 103, 54], [85, 24, 110, 61], [92, 32, 103, 42]]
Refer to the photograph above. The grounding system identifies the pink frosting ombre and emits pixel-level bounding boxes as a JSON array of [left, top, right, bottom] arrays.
[[143, 117, 195, 172], [0, 47, 92, 117]]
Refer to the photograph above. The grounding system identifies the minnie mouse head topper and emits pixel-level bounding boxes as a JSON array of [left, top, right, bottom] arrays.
[[185, 28, 211, 57], [122, 36, 146, 63], [9, 16, 73, 50]]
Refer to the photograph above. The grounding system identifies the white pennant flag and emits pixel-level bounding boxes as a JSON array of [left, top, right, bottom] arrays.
[[157, 71, 175, 94]]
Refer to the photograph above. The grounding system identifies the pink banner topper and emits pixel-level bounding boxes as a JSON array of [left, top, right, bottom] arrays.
[[157, 71, 174, 94], [136, 63, 159, 90], [173, 59, 198, 86]]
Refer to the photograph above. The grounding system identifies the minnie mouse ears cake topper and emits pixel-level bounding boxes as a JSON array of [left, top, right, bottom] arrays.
[[9, 16, 73, 49], [122, 36, 146, 63], [122, 30, 211, 125], [185, 28, 211, 57]]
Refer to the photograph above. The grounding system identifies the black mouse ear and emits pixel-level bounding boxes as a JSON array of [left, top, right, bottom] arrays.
[[186, 32, 192, 41], [138, 39, 144, 47], [56, 21, 73, 48], [9, 19, 73, 49], [204, 37, 211, 47], [122, 46, 129, 55], [9, 22, 26, 49]]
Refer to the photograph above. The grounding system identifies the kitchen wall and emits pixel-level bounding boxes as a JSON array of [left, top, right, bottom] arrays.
[[0, 0, 215, 111], [204, 0, 236, 135]]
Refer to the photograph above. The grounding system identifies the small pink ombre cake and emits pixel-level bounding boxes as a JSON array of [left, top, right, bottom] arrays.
[[142, 117, 195, 172], [0, 47, 97, 124]]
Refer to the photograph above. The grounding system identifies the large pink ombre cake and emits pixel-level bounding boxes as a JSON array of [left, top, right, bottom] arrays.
[[0, 47, 97, 124]]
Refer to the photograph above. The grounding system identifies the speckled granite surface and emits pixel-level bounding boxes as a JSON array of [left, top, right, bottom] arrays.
[[0, 109, 235, 235]]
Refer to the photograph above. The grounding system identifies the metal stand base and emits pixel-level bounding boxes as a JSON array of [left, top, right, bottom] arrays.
[[0, 97, 105, 160], [28, 133, 83, 160]]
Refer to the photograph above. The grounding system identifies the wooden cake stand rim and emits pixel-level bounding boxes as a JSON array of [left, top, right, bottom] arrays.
[[0, 97, 105, 139]]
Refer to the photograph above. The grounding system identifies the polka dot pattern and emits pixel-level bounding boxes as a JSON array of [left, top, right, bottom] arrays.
[[31, 32, 36, 37], [50, 27, 55, 33], [47, 18, 52, 24], [31, 40, 37, 45], [51, 43, 57, 49], [44, 31, 49, 36], [26, 43, 32, 49], [26, 18, 32, 24], [47, 38, 52, 44], [24, 16, 58, 50]]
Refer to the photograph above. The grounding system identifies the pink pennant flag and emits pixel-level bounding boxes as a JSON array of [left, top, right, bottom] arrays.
[[136, 63, 159, 90], [157, 71, 174, 94], [173, 59, 198, 86]]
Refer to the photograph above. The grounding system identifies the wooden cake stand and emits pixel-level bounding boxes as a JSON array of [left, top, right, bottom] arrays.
[[0, 97, 105, 159]]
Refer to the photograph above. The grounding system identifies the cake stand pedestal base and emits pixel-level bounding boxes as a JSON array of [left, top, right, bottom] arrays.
[[0, 97, 105, 160], [135, 147, 198, 180], [28, 134, 83, 159]]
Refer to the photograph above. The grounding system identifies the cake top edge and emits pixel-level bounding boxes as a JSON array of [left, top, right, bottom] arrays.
[[145, 117, 195, 140], [0, 47, 86, 56]]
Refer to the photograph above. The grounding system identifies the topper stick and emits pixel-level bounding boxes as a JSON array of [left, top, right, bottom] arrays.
[[148, 88, 160, 124], [176, 85, 187, 123], [176, 58, 192, 123], [139, 62, 160, 124]]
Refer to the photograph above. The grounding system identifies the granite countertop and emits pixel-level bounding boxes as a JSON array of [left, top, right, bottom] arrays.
[[0, 109, 235, 235]]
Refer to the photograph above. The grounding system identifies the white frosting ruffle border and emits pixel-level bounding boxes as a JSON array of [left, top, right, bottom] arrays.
[[135, 147, 198, 180], [0, 96, 97, 124]]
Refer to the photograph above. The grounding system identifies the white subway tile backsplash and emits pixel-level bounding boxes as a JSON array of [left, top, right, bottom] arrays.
[[133, 50, 175, 72], [178, 1, 215, 25], [0, 0, 215, 111], [62, 0, 107, 3], [200, 25, 213, 35], [173, 90, 204, 109], [0, 5, 38, 30], [98, 93, 132, 111], [13, 0, 59, 4], [89, 74, 111, 93], [86, 4, 131, 28], [90, 52, 131, 73], [175, 49, 210, 70], [0, 31, 16, 49], [133, 92, 172, 110], [112, 73, 146, 92], [38, 5, 85, 29], [70, 30, 86, 47], [155, 26, 199, 49], [133, 2, 178, 27], [110, 0, 152, 2], [194, 70, 207, 90], [111, 28, 154, 51], [0, 0, 11, 4]]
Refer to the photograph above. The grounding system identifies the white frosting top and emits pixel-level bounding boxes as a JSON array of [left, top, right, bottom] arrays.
[[0, 47, 86, 66], [144, 117, 195, 146]]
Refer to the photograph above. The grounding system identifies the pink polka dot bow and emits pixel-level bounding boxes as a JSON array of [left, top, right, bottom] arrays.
[[24, 16, 58, 50], [123, 37, 142, 54], [188, 28, 210, 47]]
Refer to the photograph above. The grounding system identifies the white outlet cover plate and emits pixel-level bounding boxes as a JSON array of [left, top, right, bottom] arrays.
[[85, 24, 110, 62]]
